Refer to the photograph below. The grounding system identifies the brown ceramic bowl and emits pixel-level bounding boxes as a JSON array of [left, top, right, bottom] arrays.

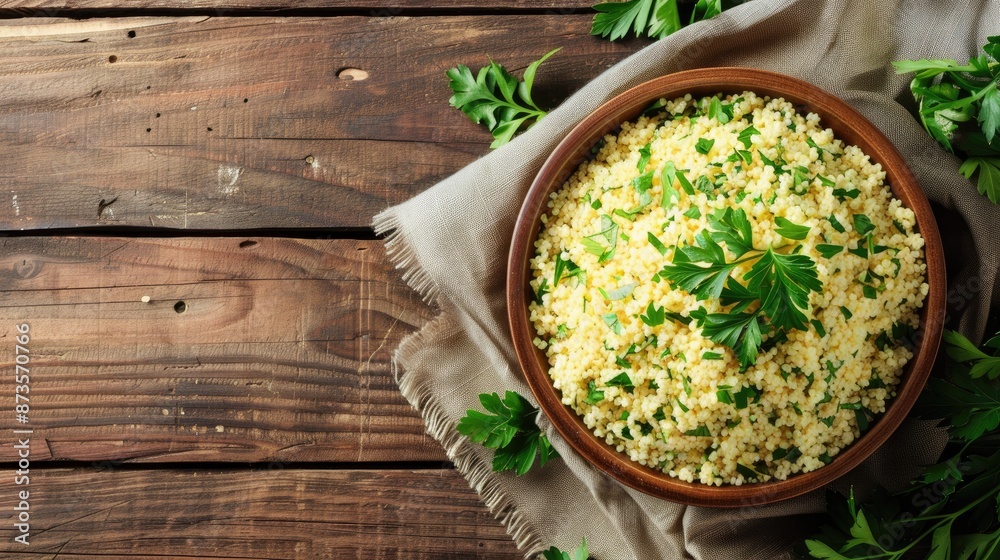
[[507, 67, 946, 507]]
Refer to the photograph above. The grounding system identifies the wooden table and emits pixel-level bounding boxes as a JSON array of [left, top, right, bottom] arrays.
[[0, 3, 643, 557]]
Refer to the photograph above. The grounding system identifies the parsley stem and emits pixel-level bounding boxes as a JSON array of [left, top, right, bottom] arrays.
[[890, 481, 1000, 556]]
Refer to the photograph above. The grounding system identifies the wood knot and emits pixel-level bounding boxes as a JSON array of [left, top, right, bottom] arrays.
[[337, 68, 368, 81], [14, 259, 39, 279]]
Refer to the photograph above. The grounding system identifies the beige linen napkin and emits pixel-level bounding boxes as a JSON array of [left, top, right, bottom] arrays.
[[374, 1, 1000, 558]]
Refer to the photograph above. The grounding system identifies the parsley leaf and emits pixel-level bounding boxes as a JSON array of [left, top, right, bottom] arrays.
[[700, 311, 763, 368], [852, 213, 876, 235], [707, 96, 734, 123], [457, 391, 559, 476], [695, 137, 715, 155], [816, 244, 844, 259], [607, 372, 635, 390], [959, 157, 1000, 203], [942, 329, 1000, 380], [591, 0, 740, 42], [640, 301, 665, 326], [602, 312, 623, 335], [637, 142, 652, 172], [737, 125, 760, 149], [744, 249, 823, 332], [584, 381, 605, 405], [541, 538, 589, 560], [774, 216, 811, 240], [684, 425, 711, 437], [447, 49, 560, 148], [648, 231, 668, 255], [894, 38, 1000, 204], [599, 281, 637, 301]]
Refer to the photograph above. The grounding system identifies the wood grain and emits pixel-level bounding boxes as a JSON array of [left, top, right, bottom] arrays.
[[0, 15, 638, 231], [0, 0, 594, 11], [0, 468, 520, 559], [0, 237, 443, 463]]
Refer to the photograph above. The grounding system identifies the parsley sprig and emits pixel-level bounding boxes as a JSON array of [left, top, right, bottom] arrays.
[[591, 0, 750, 41], [447, 49, 560, 149], [541, 538, 590, 560], [893, 36, 1000, 203], [660, 207, 822, 369], [800, 329, 1000, 559], [457, 391, 559, 476]]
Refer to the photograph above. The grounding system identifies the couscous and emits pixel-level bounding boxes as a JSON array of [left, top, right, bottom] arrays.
[[528, 91, 928, 485]]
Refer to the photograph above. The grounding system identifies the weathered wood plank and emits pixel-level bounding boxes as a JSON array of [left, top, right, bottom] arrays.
[[0, 16, 638, 230], [0, 468, 520, 558], [0, 237, 443, 463], [0, 0, 594, 11]]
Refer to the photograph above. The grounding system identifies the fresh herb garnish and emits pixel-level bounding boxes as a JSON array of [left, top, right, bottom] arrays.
[[648, 231, 668, 255], [816, 244, 844, 259], [828, 214, 846, 233], [894, 36, 1000, 202], [852, 213, 876, 235], [707, 96, 734, 123], [446, 49, 560, 148], [599, 281, 637, 301], [832, 188, 860, 200], [640, 301, 666, 326], [607, 372, 635, 390], [554, 252, 584, 286], [661, 207, 823, 369], [684, 425, 711, 437], [695, 137, 715, 155], [533, 277, 550, 304], [602, 312, 623, 335], [590, 0, 746, 42], [541, 537, 589, 560], [637, 142, 652, 172], [942, 329, 1000, 379], [584, 381, 605, 405], [457, 391, 559, 476], [737, 125, 760, 149], [774, 217, 811, 240]]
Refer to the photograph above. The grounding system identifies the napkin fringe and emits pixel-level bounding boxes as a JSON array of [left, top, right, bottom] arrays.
[[394, 316, 544, 558], [373, 207, 441, 306]]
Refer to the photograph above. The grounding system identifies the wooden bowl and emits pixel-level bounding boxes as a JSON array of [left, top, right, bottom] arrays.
[[507, 68, 946, 507]]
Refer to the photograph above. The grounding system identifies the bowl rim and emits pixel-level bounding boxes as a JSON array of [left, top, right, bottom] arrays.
[[506, 67, 947, 507]]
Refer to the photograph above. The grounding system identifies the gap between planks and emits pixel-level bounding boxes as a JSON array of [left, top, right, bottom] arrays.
[[0, 468, 522, 559], [0, 236, 442, 464]]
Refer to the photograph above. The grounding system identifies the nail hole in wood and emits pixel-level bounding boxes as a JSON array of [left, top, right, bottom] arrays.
[[243, 98, 248, 103], [127, 30, 136, 38], [108, 55, 117, 63], [155, 113, 160, 118], [239, 240, 258, 249], [337, 68, 368, 81], [146, 128, 151, 132], [174, 301, 187, 314], [207, 127, 213, 132], [97, 196, 118, 218]]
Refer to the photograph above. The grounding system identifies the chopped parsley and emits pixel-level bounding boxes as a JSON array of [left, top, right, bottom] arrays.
[[637, 142, 652, 172], [606, 372, 634, 390], [584, 380, 605, 404], [774, 216, 811, 240], [640, 302, 665, 327]]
